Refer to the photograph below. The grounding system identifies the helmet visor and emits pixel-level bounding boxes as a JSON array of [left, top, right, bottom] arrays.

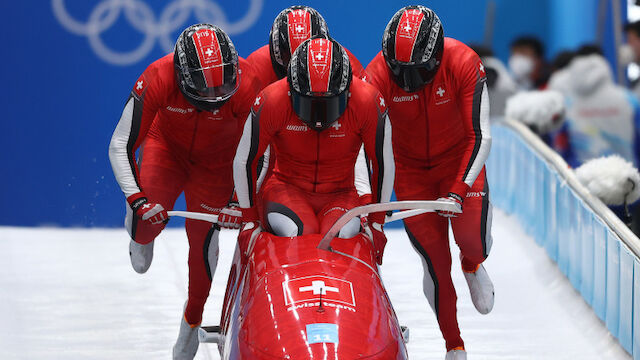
[[181, 62, 239, 102], [386, 56, 441, 92], [291, 91, 348, 130]]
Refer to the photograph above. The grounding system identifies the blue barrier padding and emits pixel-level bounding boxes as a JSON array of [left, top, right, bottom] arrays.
[[634, 259, 640, 360], [534, 156, 547, 244], [580, 205, 594, 306], [557, 184, 571, 275], [593, 218, 608, 321], [619, 245, 634, 354], [487, 123, 639, 356], [545, 170, 559, 261], [606, 233, 621, 338], [568, 194, 582, 290]]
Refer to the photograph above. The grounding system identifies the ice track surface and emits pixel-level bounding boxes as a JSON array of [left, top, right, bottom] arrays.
[[0, 209, 631, 360]]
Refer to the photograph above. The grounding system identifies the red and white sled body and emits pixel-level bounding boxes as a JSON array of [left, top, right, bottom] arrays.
[[215, 229, 408, 359]]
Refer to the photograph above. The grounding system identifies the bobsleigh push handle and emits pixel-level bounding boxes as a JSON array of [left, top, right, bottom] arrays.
[[317, 200, 460, 251], [167, 211, 218, 223]]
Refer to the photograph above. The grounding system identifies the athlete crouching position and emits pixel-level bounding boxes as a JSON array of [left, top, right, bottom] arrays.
[[366, 6, 494, 360], [237, 5, 374, 212], [232, 36, 394, 261], [108, 24, 258, 360]]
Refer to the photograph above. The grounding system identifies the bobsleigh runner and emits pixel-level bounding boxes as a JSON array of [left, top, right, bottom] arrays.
[[168, 200, 459, 359]]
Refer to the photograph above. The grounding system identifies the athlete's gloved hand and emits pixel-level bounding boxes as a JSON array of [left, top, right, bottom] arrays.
[[367, 212, 387, 265], [217, 205, 243, 229], [127, 193, 168, 225], [358, 193, 373, 206], [436, 192, 463, 218]]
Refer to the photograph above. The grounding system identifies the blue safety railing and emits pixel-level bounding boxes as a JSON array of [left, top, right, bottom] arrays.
[[486, 121, 640, 357]]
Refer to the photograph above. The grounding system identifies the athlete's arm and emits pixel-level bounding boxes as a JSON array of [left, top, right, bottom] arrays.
[[451, 54, 491, 198], [233, 93, 274, 220], [361, 93, 395, 205], [354, 145, 373, 204], [108, 68, 163, 205]]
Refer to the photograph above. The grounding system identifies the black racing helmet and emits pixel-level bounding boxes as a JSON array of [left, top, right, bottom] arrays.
[[269, 6, 329, 79], [174, 24, 239, 112], [382, 6, 444, 92], [287, 36, 352, 131]]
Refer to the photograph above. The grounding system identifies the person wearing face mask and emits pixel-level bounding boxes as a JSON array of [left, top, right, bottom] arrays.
[[470, 44, 518, 119], [509, 36, 551, 90]]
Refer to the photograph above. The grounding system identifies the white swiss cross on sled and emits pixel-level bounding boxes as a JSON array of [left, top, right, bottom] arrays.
[[299, 281, 339, 295], [283, 275, 355, 306]]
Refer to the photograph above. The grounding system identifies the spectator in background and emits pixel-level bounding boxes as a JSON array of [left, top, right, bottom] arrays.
[[509, 36, 551, 90], [575, 44, 604, 57], [553, 51, 640, 168], [623, 21, 640, 99], [547, 45, 602, 97], [546, 50, 575, 95], [551, 50, 575, 71], [470, 44, 517, 119]]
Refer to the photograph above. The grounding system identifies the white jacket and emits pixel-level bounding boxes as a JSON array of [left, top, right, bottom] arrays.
[[563, 55, 640, 166]]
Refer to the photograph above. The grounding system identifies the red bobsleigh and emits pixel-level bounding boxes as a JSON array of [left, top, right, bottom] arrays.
[[169, 200, 458, 359]]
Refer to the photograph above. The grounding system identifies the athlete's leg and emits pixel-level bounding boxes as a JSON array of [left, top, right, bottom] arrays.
[[404, 214, 464, 351], [181, 167, 232, 326], [396, 166, 465, 351], [449, 168, 494, 314], [450, 168, 493, 271], [261, 179, 319, 236], [127, 136, 187, 273], [317, 191, 361, 238], [127, 136, 187, 243]]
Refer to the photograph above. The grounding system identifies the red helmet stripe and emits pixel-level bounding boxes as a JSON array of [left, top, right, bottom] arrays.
[[307, 38, 333, 93], [192, 28, 224, 87], [287, 9, 312, 55], [394, 9, 425, 62]]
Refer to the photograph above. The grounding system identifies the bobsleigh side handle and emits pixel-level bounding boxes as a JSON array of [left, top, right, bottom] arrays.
[[317, 200, 459, 251], [167, 211, 218, 223]]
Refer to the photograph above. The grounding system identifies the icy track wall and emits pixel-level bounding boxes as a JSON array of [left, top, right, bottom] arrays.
[[487, 121, 640, 358]]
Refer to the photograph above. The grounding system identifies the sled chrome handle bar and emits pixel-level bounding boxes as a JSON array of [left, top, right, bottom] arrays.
[[167, 211, 218, 223], [317, 200, 460, 252]]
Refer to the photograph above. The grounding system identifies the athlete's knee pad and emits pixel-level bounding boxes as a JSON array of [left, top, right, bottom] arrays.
[[267, 212, 301, 237], [337, 216, 361, 238]]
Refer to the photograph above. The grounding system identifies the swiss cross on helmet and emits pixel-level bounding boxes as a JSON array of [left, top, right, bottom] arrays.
[[382, 6, 444, 92], [287, 36, 352, 131], [269, 6, 329, 79], [174, 24, 239, 112]]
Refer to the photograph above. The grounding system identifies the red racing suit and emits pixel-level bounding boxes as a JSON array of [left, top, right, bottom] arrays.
[[233, 77, 394, 236], [366, 38, 492, 351], [247, 45, 373, 203], [247, 44, 368, 90], [108, 53, 259, 325]]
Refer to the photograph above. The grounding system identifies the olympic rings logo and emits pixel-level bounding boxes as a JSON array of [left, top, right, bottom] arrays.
[[52, 0, 263, 66]]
